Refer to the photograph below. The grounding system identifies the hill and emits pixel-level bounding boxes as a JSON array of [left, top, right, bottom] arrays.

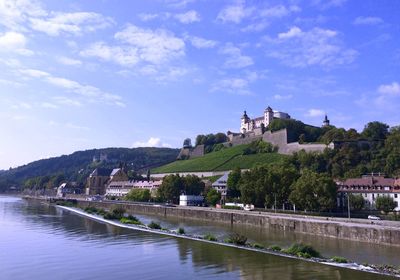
[[152, 144, 286, 173], [0, 147, 179, 191]]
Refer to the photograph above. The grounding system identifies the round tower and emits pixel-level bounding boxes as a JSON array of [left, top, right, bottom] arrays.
[[241, 111, 250, 133]]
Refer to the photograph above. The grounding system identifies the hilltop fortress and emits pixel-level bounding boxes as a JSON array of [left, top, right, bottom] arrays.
[[178, 106, 333, 160]]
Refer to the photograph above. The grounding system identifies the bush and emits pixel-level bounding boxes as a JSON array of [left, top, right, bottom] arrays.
[[203, 233, 217, 241], [251, 243, 264, 249], [120, 215, 143, 225], [148, 221, 162, 229], [108, 206, 126, 220], [103, 212, 118, 220], [268, 245, 282, 251], [375, 196, 397, 213], [177, 227, 185, 234], [283, 243, 320, 258], [226, 233, 247, 246], [332, 256, 348, 263]]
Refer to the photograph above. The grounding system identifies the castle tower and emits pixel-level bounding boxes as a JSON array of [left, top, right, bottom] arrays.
[[241, 111, 250, 133], [323, 114, 330, 127], [264, 106, 273, 128]]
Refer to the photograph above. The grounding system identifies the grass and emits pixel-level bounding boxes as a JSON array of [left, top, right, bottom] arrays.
[[282, 243, 320, 258], [268, 245, 282, 251], [120, 215, 143, 225], [148, 221, 162, 229], [152, 144, 286, 173], [331, 256, 348, 263]]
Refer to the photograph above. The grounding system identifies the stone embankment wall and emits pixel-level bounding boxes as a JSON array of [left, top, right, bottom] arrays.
[[75, 200, 400, 247]]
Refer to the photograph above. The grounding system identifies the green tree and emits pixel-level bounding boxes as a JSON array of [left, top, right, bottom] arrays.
[[349, 194, 365, 211], [227, 167, 241, 199], [183, 175, 205, 195], [125, 189, 151, 202], [375, 196, 397, 213], [289, 170, 337, 212], [206, 188, 221, 206], [157, 174, 184, 204], [361, 121, 389, 140]]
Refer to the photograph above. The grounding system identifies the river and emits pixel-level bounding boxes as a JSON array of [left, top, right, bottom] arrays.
[[0, 196, 396, 279]]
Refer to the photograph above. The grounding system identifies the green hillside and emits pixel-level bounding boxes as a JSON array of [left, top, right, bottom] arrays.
[[0, 147, 179, 191], [152, 144, 286, 173]]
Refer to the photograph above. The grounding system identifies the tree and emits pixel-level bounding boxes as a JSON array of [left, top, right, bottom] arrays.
[[361, 121, 389, 140], [206, 188, 221, 206], [227, 167, 241, 199], [157, 174, 184, 204], [125, 189, 151, 202], [349, 194, 365, 211], [183, 175, 205, 195], [375, 196, 397, 213], [289, 170, 337, 212]]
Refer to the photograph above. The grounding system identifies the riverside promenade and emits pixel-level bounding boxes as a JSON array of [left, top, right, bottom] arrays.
[[27, 196, 400, 247]]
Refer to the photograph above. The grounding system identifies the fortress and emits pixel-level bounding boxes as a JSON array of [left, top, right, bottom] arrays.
[[178, 106, 333, 160]]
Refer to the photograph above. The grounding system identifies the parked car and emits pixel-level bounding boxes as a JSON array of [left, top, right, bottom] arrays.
[[367, 215, 381, 220]]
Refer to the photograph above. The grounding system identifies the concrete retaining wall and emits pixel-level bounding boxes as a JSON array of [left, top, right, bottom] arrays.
[[76, 200, 400, 247]]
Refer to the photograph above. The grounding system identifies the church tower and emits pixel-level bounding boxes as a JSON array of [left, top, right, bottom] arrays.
[[323, 114, 330, 127], [264, 106, 273, 128]]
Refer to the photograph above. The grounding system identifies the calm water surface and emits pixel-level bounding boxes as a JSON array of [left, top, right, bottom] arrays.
[[0, 196, 395, 280]]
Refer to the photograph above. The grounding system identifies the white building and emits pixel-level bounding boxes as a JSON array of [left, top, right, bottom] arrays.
[[179, 195, 204, 206], [212, 173, 229, 201], [105, 180, 162, 197], [240, 106, 291, 134], [337, 175, 400, 211]]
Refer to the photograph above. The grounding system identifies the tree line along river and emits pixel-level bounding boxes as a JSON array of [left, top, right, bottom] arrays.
[[0, 195, 396, 280]]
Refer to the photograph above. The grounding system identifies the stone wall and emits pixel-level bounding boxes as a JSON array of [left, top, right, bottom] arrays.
[[74, 200, 400, 247]]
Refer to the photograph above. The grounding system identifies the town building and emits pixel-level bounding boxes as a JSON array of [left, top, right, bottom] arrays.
[[105, 180, 162, 197], [86, 167, 128, 195], [212, 173, 229, 202], [56, 182, 83, 198], [337, 174, 400, 211]]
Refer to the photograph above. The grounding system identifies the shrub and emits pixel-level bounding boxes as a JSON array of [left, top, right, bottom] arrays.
[[203, 233, 217, 241], [120, 216, 143, 225], [148, 221, 162, 229], [103, 212, 117, 220], [111, 206, 126, 219], [283, 243, 320, 258], [221, 205, 242, 210], [268, 245, 282, 251], [226, 233, 247, 246], [251, 243, 264, 249], [332, 256, 348, 263], [177, 227, 185, 234]]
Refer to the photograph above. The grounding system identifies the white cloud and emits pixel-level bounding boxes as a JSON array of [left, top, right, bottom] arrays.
[[53, 96, 82, 107], [174, 10, 200, 24], [217, 2, 253, 23], [0, 31, 33, 55], [132, 137, 171, 148], [186, 35, 217, 49], [274, 94, 293, 100], [306, 109, 325, 117], [312, 0, 347, 10], [211, 78, 251, 95], [377, 82, 400, 95], [0, 0, 46, 30], [353, 16, 383, 26], [138, 13, 159, 21], [29, 12, 114, 36], [41, 102, 58, 109], [220, 43, 253, 69], [19, 68, 124, 106], [268, 26, 357, 68], [260, 5, 300, 18], [57, 56, 82, 66], [82, 25, 185, 67]]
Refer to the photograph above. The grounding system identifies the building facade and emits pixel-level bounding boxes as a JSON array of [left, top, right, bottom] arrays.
[[240, 106, 291, 134], [105, 180, 162, 197], [337, 174, 400, 211], [212, 173, 229, 202], [86, 168, 128, 195]]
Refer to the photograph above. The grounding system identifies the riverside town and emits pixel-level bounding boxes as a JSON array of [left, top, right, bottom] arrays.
[[1, 1, 400, 280]]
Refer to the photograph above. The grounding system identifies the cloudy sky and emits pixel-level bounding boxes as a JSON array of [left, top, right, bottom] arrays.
[[0, 0, 399, 169]]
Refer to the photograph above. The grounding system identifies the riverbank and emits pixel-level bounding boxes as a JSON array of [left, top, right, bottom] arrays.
[[23, 196, 400, 246], [57, 205, 400, 278]]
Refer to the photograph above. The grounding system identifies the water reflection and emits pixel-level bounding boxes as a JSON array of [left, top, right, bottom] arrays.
[[0, 196, 395, 280]]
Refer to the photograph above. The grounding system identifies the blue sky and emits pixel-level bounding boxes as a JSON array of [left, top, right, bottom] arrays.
[[0, 0, 399, 169]]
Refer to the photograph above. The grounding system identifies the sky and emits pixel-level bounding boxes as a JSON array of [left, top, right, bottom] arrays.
[[0, 0, 399, 169]]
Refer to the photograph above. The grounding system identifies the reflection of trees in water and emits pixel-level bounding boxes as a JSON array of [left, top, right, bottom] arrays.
[[174, 238, 384, 280]]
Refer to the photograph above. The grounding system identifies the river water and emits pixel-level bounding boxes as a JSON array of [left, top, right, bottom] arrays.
[[0, 196, 396, 280]]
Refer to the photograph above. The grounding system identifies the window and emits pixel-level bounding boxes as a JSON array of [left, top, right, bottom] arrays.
[[395, 194, 398, 198]]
